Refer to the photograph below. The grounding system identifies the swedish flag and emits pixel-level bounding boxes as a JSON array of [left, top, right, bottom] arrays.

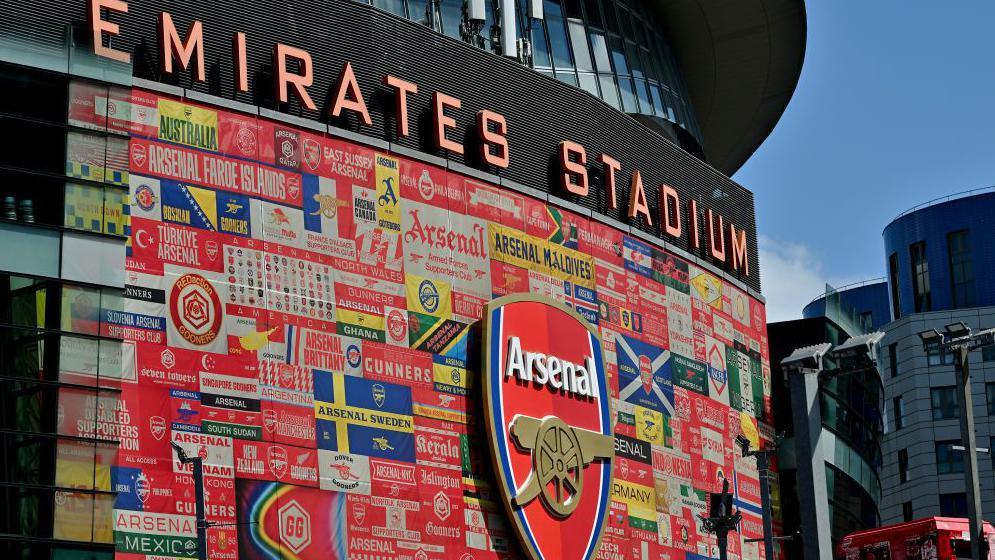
[[314, 372, 416, 463]]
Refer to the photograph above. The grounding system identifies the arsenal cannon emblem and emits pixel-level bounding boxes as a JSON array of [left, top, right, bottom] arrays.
[[482, 295, 614, 560]]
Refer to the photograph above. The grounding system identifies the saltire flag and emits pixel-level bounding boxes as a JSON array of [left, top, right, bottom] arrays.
[[616, 333, 675, 416]]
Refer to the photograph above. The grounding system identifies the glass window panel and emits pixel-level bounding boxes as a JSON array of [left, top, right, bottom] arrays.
[[643, 48, 661, 83], [60, 336, 100, 386], [927, 342, 941, 366], [531, 20, 553, 68], [544, 0, 574, 69], [892, 396, 904, 430], [95, 443, 116, 492], [95, 390, 123, 441], [602, 0, 619, 33], [555, 70, 579, 87], [97, 339, 126, 388], [618, 76, 638, 112], [567, 19, 593, 71], [626, 42, 643, 78], [931, 386, 960, 420], [68, 80, 109, 131], [53, 490, 94, 541], [935, 441, 964, 474], [947, 230, 975, 308], [100, 287, 124, 327], [889, 253, 901, 319], [0, 430, 51, 485], [898, 449, 909, 483], [563, 0, 582, 19], [609, 36, 628, 75], [482, 0, 497, 52], [65, 130, 107, 183], [987, 383, 995, 415], [105, 86, 135, 136], [7, 275, 49, 330], [59, 386, 97, 436], [408, 0, 430, 25], [577, 73, 599, 96], [615, 6, 633, 38], [104, 135, 128, 186], [634, 78, 651, 114], [638, 22, 654, 54], [0, 116, 64, 174], [589, 31, 612, 73], [650, 84, 665, 115], [583, 0, 602, 28], [910, 241, 931, 313], [598, 74, 620, 108], [61, 231, 126, 288], [663, 89, 677, 121], [56, 438, 96, 490], [93, 493, 114, 543], [515, 0, 527, 39], [940, 493, 967, 517], [64, 183, 106, 234], [439, 0, 463, 38], [56, 337, 123, 390], [373, 0, 407, 17], [0, 67, 69, 123]]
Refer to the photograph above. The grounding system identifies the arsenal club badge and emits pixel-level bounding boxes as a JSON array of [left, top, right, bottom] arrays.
[[482, 295, 614, 560]]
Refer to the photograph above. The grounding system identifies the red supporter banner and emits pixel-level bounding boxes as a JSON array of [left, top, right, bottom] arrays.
[[234, 440, 319, 486], [130, 137, 303, 206]]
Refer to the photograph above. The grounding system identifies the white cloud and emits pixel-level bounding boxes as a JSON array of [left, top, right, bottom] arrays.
[[758, 236, 852, 323]]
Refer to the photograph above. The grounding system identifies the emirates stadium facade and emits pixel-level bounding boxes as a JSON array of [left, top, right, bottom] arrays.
[[0, 0, 804, 558]]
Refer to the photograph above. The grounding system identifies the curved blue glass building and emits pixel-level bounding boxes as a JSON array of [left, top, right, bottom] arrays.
[[883, 189, 995, 319]]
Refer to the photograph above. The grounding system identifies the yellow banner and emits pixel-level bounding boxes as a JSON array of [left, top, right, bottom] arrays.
[[336, 307, 385, 331], [433, 362, 470, 395], [157, 98, 218, 151], [740, 411, 760, 449], [612, 478, 657, 515], [375, 153, 401, 232], [634, 405, 664, 446], [406, 274, 452, 318], [488, 223, 595, 288]]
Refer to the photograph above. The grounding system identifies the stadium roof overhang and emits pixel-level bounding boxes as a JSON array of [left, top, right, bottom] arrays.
[[652, 0, 807, 175]]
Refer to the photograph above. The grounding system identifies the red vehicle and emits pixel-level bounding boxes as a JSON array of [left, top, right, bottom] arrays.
[[838, 517, 995, 560]]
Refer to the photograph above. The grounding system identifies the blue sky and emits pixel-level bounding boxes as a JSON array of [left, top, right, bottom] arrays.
[[733, 1, 995, 321]]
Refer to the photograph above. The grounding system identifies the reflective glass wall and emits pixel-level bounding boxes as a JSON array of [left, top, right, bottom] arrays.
[[0, 60, 126, 558], [369, 0, 704, 151]]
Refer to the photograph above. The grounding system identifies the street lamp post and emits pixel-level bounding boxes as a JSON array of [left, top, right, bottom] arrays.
[[917, 323, 995, 560], [781, 331, 886, 560], [171, 441, 208, 560], [736, 434, 779, 560], [699, 478, 742, 560]]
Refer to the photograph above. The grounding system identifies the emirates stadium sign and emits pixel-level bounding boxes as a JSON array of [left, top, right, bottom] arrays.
[[483, 295, 614, 560]]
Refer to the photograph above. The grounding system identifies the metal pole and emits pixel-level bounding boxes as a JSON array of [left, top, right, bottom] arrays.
[[756, 451, 776, 560], [787, 367, 833, 560], [956, 344, 984, 560], [717, 530, 728, 560], [193, 457, 208, 560]]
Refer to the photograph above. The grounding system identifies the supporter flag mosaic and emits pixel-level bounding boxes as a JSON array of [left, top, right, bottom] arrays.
[[64, 85, 776, 560]]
